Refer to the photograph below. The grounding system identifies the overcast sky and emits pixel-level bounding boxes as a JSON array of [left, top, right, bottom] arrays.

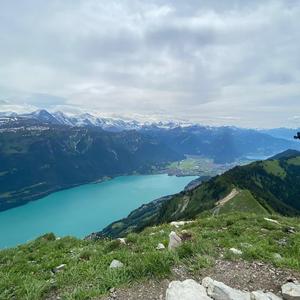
[[0, 0, 300, 128]]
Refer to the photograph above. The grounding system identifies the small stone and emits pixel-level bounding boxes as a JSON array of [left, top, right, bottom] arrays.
[[283, 226, 296, 234], [281, 282, 300, 300], [170, 221, 194, 228], [273, 253, 283, 260], [264, 218, 280, 225], [117, 238, 126, 245], [53, 264, 66, 273], [241, 243, 252, 248], [166, 279, 212, 300], [229, 248, 243, 255], [168, 231, 182, 250], [156, 243, 166, 250], [109, 259, 124, 269]]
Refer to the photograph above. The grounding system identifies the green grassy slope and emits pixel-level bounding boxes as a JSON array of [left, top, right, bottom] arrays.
[[100, 150, 300, 238], [158, 150, 300, 221], [218, 190, 269, 215], [0, 213, 299, 299]]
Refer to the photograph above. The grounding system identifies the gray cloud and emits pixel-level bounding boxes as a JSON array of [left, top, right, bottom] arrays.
[[0, 0, 300, 127]]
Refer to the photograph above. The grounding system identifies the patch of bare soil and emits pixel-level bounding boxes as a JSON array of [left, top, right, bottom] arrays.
[[215, 188, 239, 207], [99, 260, 300, 300]]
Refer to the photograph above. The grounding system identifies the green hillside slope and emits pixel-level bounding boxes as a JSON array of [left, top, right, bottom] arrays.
[[100, 150, 300, 238], [1, 213, 299, 299]]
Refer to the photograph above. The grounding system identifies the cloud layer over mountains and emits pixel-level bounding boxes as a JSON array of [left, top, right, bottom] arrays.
[[0, 0, 300, 127]]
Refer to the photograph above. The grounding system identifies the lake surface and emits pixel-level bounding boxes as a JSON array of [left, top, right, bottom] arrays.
[[0, 174, 196, 248]]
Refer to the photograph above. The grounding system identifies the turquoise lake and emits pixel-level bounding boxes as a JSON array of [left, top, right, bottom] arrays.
[[0, 174, 196, 248]]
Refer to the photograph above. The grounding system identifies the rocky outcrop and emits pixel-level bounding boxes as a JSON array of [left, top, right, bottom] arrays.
[[281, 282, 300, 299], [166, 277, 288, 300], [168, 231, 182, 250], [166, 279, 212, 300], [202, 277, 251, 300]]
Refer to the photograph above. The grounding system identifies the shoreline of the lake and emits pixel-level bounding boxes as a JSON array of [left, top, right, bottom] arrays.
[[0, 174, 197, 249], [1, 169, 199, 214]]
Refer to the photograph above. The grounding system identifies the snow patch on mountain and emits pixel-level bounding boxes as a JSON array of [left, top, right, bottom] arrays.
[[0, 109, 196, 131]]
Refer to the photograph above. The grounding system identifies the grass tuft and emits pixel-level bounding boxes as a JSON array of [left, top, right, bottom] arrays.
[[0, 213, 299, 299]]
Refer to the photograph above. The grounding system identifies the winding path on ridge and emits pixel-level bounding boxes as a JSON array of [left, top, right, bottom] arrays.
[[212, 188, 239, 216]]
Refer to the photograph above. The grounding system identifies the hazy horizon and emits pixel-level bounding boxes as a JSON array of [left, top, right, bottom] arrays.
[[1, 0, 300, 128]]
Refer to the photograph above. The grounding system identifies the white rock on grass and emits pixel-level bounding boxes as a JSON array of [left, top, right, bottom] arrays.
[[264, 218, 280, 225], [229, 248, 243, 255], [281, 282, 300, 300], [117, 238, 126, 245], [53, 264, 66, 273], [170, 221, 194, 228], [156, 243, 166, 250], [251, 290, 282, 300], [273, 253, 283, 261], [240, 243, 252, 248], [168, 231, 182, 250], [202, 277, 251, 300], [109, 259, 124, 269], [166, 279, 212, 300]]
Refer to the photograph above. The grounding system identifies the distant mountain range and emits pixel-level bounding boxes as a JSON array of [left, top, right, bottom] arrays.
[[98, 149, 300, 238], [1, 109, 299, 163], [1, 110, 300, 138], [260, 128, 300, 141], [0, 109, 185, 131], [139, 125, 300, 163], [1, 109, 300, 212]]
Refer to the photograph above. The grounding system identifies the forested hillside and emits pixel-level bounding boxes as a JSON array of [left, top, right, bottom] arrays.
[[0, 125, 181, 211], [100, 150, 300, 237]]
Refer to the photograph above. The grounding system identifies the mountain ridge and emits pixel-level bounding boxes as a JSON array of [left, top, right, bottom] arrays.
[[1, 109, 299, 164], [0, 125, 182, 212], [1, 110, 300, 213], [97, 150, 300, 238]]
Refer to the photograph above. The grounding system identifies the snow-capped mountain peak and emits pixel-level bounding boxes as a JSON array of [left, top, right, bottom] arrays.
[[0, 109, 196, 131]]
